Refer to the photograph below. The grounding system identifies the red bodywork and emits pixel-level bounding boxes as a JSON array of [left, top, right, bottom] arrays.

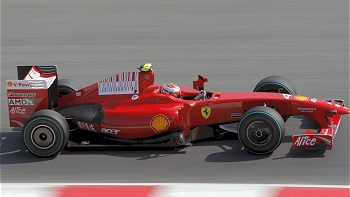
[[7, 65, 350, 149]]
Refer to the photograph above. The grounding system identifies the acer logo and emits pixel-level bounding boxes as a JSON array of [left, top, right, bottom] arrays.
[[9, 107, 26, 115], [294, 136, 316, 147], [101, 128, 119, 135]]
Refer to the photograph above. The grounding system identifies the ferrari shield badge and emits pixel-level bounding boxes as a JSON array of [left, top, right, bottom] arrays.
[[201, 106, 211, 119]]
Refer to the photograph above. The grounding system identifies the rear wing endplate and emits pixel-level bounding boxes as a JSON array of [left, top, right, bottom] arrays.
[[7, 65, 58, 127]]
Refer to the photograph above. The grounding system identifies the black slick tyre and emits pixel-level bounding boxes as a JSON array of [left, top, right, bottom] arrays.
[[58, 79, 82, 97], [238, 106, 285, 155], [22, 109, 69, 158], [253, 76, 297, 95], [253, 76, 297, 121]]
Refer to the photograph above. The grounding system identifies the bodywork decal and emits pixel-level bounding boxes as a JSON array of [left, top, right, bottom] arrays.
[[98, 72, 139, 95], [295, 95, 308, 101], [150, 114, 170, 132], [8, 99, 34, 106], [201, 106, 211, 119], [283, 94, 292, 99]]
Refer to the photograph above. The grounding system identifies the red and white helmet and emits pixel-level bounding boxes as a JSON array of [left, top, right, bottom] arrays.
[[162, 83, 181, 98]]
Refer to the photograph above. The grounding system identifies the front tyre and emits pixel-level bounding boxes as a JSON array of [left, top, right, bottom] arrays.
[[238, 106, 285, 154], [253, 76, 297, 94], [253, 76, 297, 121], [22, 110, 69, 158]]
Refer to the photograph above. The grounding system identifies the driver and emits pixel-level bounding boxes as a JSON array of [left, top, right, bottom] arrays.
[[161, 83, 207, 100], [161, 83, 182, 98]]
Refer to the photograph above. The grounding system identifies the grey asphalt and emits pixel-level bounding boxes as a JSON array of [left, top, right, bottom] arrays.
[[1, 0, 349, 185]]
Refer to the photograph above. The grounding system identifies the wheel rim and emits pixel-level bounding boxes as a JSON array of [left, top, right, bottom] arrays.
[[30, 125, 56, 149], [246, 121, 272, 146]]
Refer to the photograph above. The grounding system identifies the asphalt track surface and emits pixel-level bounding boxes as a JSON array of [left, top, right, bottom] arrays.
[[1, 0, 349, 186]]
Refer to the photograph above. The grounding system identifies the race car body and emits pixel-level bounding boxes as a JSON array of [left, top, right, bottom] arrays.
[[6, 64, 350, 157]]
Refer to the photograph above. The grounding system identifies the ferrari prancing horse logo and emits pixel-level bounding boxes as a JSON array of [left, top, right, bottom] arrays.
[[201, 106, 211, 119]]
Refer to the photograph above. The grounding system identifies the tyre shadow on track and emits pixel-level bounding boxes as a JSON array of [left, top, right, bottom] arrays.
[[0, 131, 56, 164], [0, 130, 236, 164], [63, 145, 189, 160], [63, 138, 271, 163], [273, 116, 327, 159], [272, 148, 326, 160], [203, 144, 272, 163], [0, 115, 325, 165], [279, 134, 326, 159]]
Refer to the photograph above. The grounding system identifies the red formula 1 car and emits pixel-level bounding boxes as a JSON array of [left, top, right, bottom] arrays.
[[6, 64, 350, 157]]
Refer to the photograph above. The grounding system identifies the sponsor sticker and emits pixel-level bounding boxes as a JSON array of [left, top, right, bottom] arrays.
[[131, 95, 138, 100], [9, 107, 26, 115], [150, 114, 170, 132], [8, 99, 34, 106], [8, 92, 36, 97], [6, 80, 47, 89], [231, 113, 242, 118], [7, 81, 33, 88], [77, 121, 97, 132], [98, 72, 139, 95], [283, 94, 292, 99], [101, 128, 120, 135], [295, 95, 308, 101], [294, 135, 332, 147], [294, 136, 317, 147], [311, 98, 317, 103], [201, 106, 211, 119], [297, 107, 316, 112]]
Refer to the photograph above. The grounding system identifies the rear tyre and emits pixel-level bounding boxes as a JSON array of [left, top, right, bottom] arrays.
[[58, 79, 82, 97], [238, 106, 285, 155], [22, 110, 69, 158]]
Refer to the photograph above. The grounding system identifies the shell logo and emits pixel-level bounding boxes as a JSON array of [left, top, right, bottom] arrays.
[[7, 81, 13, 87], [150, 114, 170, 132], [295, 95, 308, 101]]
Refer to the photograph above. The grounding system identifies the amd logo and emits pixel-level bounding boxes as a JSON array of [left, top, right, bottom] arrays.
[[8, 99, 34, 106]]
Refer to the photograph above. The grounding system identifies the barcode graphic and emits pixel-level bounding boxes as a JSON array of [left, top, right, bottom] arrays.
[[98, 72, 139, 95]]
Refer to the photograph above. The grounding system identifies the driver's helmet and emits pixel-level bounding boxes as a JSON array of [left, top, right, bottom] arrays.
[[161, 83, 181, 98]]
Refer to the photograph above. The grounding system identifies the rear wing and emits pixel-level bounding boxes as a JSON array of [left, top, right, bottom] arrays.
[[6, 65, 58, 127]]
